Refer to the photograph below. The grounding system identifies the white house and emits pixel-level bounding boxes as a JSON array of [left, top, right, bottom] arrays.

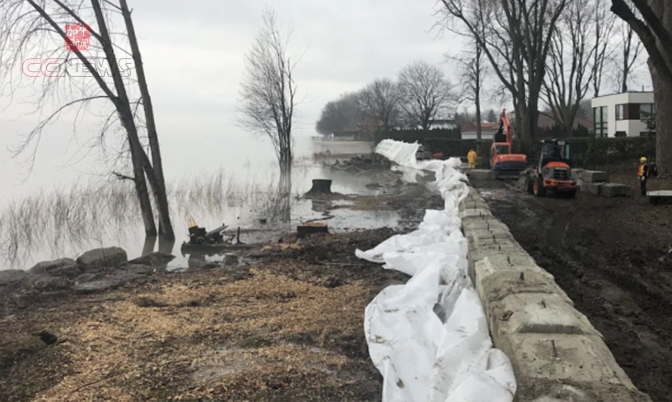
[[591, 91, 655, 137]]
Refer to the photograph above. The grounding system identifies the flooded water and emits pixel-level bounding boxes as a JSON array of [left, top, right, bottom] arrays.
[[0, 146, 396, 271]]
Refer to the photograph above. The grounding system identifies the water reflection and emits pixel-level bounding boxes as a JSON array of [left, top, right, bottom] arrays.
[[0, 164, 384, 270]]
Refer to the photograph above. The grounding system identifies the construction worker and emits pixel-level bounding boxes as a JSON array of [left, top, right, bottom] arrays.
[[467, 148, 477, 168], [638, 157, 650, 196]]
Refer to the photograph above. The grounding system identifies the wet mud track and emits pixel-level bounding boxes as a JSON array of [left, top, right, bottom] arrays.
[[473, 179, 672, 402]]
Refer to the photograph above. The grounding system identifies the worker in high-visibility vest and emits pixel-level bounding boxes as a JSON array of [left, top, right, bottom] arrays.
[[467, 148, 477, 168], [638, 157, 650, 196]]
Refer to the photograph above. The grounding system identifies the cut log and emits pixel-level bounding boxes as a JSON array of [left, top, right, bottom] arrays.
[[305, 179, 332, 195], [297, 222, 329, 238]]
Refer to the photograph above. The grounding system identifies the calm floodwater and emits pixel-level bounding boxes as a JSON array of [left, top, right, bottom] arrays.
[[0, 133, 387, 271]]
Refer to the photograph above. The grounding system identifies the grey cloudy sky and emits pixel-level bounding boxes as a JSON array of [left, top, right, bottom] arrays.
[[0, 0, 462, 200]]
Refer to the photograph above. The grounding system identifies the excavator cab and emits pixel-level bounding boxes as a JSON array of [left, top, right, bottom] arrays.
[[525, 139, 577, 198]]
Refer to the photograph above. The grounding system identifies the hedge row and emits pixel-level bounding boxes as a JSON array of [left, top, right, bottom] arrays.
[[423, 136, 656, 167], [374, 128, 461, 144]]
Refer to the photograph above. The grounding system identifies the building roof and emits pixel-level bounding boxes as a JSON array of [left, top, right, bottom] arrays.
[[591, 90, 654, 100]]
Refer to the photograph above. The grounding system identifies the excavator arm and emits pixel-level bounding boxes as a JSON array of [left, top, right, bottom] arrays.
[[500, 109, 513, 145]]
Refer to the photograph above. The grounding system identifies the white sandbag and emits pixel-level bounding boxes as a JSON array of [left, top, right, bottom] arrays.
[[359, 139, 516, 402]]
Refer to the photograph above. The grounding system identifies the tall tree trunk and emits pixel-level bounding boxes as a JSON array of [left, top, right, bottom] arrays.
[[475, 89, 482, 140], [651, 0, 672, 175], [120, 0, 175, 241], [651, 62, 672, 174], [91, 0, 162, 235], [129, 137, 156, 236]]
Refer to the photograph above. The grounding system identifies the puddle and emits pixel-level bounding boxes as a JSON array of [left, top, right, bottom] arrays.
[[479, 189, 512, 201]]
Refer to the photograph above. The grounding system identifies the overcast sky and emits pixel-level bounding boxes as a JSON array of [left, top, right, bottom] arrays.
[[0, 0, 652, 202], [0, 0, 465, 200]]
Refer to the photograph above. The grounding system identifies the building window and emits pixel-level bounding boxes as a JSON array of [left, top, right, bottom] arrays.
[[615, 131, 627, 138], [640, 103, 655, 118], [616, 104, 624, 120], [593, 106, 608, 137]]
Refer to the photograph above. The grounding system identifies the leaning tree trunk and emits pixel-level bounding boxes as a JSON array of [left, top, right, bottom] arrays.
[[651, 64, 672, 175], [120, 0, 175, 241], [126, 119, 156, 236]]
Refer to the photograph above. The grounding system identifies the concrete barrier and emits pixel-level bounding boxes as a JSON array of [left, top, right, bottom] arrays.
[[601, 183, 631, 198], [580, 170, 609, 183], [580, 182, 603, 195], [460, 186, 652, 402]]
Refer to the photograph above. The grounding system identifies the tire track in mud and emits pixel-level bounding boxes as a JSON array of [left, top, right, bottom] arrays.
[[474, 180, 672, 402]]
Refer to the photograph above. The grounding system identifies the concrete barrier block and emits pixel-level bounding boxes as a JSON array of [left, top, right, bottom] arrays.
[[466, 227, 513, 241], [489, 293, 600, 337], [462, 219, 510, 232], [570, 168, 585, 180], [475, 261, 572, 304], [467, 243, 526, 275], [497, 333, 651, 402], [467, 169, 496, 181], [459, 200, 490, 210], [580, 170, 609, 183], [581, 182, 603, 195], [458, 208, 493, 219], [601, 183, 631, 198], [528, 383, 652, 402]]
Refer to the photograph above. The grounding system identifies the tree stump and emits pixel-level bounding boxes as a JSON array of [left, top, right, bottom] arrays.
[[305, 179, 332, 196], [297, 222, 329, 238]]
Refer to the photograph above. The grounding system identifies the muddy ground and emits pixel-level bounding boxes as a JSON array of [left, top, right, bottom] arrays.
[[0, 177, 443, 402], [473, 174, 672, 402]]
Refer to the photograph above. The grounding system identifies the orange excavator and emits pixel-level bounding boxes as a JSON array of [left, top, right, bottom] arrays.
[[490, 109, 527, 179]]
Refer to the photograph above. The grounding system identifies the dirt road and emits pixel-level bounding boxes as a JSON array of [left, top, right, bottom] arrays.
[[473, 177, 672, 402]]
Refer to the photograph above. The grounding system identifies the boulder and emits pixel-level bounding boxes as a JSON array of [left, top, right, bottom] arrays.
[[74, 273, 101, 284], [28, 258, 81, 278], [0, 270, 27, 286], [125, 252, 175, 270], [76, 247, 127, 272], [72, 279, 124, 294], [22, 274, 70, 292]]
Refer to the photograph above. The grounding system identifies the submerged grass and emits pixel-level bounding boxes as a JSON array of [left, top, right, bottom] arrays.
[[0, 167, 310, 269]]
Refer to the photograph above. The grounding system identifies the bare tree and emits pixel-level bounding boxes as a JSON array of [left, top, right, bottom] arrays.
[[358, 79, 402, 132], [397, 61, 454, 131], [613, 19, 645, 93], [437, 0, 569, 151], [316, 92, 361, 135], [610, 0, 672, 173], [449, 37, 487, 139], [0, 0, 175, 239], [239, 8, 296, 181], [592, 0, 617, 97], [543, 0, 612, 137]]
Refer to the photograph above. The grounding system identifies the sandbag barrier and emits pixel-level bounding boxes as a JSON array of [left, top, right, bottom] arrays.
[[459, 187, 653, 402], [356, 140, 516, 402]]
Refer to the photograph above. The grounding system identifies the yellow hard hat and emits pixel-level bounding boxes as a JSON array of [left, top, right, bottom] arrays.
[[640, 157, 647, 163]]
